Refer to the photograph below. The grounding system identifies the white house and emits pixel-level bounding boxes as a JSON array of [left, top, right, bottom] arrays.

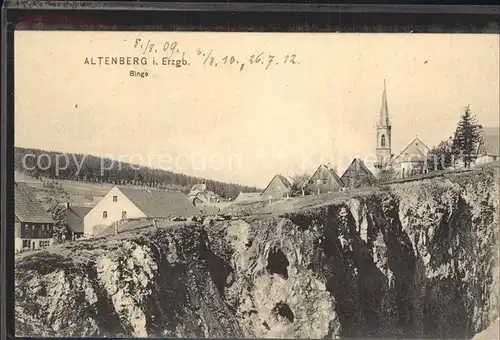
[[475, 127, 499, 166], [83, 186, 202, 236], [391, 137, 430, 179]]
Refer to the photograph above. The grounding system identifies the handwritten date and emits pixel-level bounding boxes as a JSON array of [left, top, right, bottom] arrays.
[[131, 39, 300, 72], [196, 48, 299, 71], [134, 38, 180, 59]]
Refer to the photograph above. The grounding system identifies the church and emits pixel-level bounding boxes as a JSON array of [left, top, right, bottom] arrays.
[[373, 81, 430, 179]]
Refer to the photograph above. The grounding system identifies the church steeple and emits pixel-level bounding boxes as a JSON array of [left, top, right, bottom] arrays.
[[378, 79, 391, 127], [375, 80, 392, 169]]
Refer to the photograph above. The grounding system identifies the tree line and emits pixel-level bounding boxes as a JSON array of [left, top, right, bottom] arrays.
[[14, 147, 261, 199]]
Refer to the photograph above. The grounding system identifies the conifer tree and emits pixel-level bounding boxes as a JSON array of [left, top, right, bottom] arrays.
[[452, 105, 481, 168]]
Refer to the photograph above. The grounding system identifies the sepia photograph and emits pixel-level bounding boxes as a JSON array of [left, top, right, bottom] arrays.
[[13, 30, 499, 338]]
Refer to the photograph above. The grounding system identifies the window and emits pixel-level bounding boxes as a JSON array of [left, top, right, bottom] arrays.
[[122, 211, 127, 219], [103, 211, 108, 218], [113, 196, 118, 202], [323, 179, 328, 184], [381, 134, 386, 147], [39, 240, 50, 248], [22, 240, 30, 249]]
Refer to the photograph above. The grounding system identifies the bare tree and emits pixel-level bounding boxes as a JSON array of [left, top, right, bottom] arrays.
[[290, 173, 312, 197]]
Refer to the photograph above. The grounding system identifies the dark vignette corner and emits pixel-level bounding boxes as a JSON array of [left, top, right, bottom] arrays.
[[1, 3, 16, 340]]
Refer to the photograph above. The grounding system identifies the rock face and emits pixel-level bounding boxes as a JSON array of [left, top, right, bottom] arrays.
[[15, 165, 499, 338]]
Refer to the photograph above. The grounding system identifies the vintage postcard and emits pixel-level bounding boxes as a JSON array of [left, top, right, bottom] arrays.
[[13, 30, 499, 339]]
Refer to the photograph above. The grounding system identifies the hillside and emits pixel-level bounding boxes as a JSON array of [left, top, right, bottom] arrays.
[[14, 146, 261, 199], [14, 164, 499, 338]]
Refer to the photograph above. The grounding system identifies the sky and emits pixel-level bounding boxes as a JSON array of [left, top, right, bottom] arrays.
[[15, 31, 500, 188]]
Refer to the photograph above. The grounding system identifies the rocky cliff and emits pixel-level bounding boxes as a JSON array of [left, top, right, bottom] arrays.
[[15, 165, 499, 338]]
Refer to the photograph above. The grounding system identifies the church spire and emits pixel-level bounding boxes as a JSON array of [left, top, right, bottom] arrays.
[[378, 79, 390, 127], [375, 79, 392, 169]]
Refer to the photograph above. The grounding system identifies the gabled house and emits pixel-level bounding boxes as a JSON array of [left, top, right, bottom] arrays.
[[391, 137, 430, 179], [83, 186, 202, 236], [14, 182, 54, 253], [475, 127, 500, 165], [341, 158, 377, 188], [308, 164, 345, 194], [63, 203, 92, 241], [261, 174, 292, 200]]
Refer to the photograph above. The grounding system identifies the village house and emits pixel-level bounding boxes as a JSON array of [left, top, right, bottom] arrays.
[[62, 203, 92, 241], [308, 164, 345, 194], [341, 158, 377, 188], [261, 174, 293, 200], [14, 182, 54, 253], [188, 183, 207, 199], [475, 127, 500, 166], [188, 183, 222, 204], [233, 192, 263, 203], [187, 183, 223, 214], [391, 137, 430, 178], [83, 186, 202, 236], [373, 81, 429, 179]]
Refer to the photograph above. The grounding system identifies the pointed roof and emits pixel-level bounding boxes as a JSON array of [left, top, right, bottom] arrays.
[[261, 174, 293, 196], [341, 158, 377, 188], [117, 186, 202, 217], [67, 205, 93, 219], [310, 164, 345, 187], [392, 137, 430, 164], [378, 80, 390, 127], [341, 158, 376, 180], [14, 182, 54, 224]]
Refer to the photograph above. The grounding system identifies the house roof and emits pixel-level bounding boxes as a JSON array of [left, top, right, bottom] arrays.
[[261, 174, 293, 196], [14, 182, 54, 224], [326, 166, 345, 187], [65, 206, 92, 233], [276, 175, 292, 189], [191, 183, 206, 191], [477, 127, 499, 156], [117, 187, 202, 217], [392, 137, 430, 164], [188, 183, 207, 196], [234, 192, 262, 202], [68, 205, 92, 219], [310, 164, 345, 187], [341, 158, 376, 181]]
